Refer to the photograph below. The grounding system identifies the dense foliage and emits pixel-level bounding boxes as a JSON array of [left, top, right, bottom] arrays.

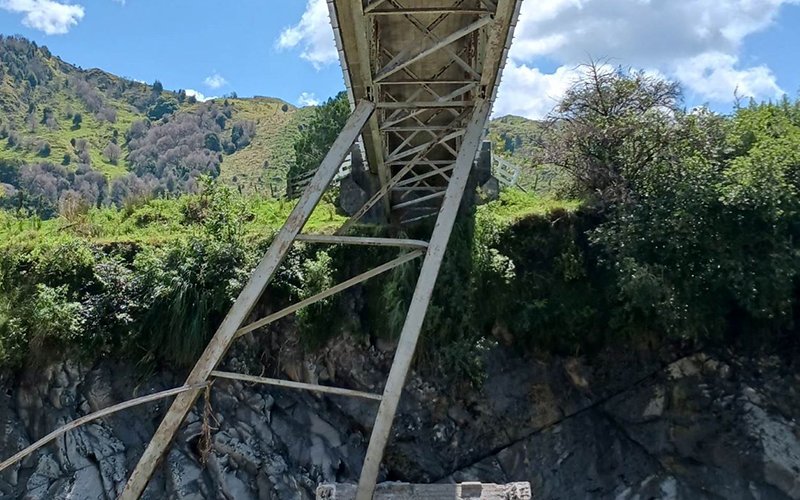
[[289, 91, 350, 181], [2, 52, 799, 384], [0, 180, 346, 370]]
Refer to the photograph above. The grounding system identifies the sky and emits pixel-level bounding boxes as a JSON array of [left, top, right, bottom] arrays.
[[1, 0, 798, 119]]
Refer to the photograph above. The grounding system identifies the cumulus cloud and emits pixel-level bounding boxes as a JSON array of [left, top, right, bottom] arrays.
[[501, 0, 797, 117], [0, 0, 85, 35], [297, 92, 320, 106], [494, 62, 581, 119], [185, 89, 216, 102], [276, 0, 337, 69], [203, 73, 228, 90], [278, 0, 797, 118], [673, 52, 784, 102]]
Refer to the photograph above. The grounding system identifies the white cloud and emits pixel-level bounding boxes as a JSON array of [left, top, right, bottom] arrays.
[[185, 89, 216, 102], [203, 73, 228, 90], [501, 0, 797, 117], [276, 0, 337, 70], [278, 0, 797, 118], [297, 92, 320, 106], [0, 0, 85, 35], [494, 62, 580, 119], [673, 52, 784, 102]]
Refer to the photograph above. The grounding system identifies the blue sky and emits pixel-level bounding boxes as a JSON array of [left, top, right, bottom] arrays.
[[0, 0, 346, 105], [1, 0, 798, 118]]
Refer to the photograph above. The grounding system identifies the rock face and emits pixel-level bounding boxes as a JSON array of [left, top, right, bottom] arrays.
[[0, 340, 798, 499]]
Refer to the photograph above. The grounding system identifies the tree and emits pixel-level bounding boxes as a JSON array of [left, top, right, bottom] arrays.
[[204, 133, 221, 152], [103, 142, 122, 164], [40, 107, 53, 125], [540, 62, 681, 205], [74, 139, 91, 165], [98, 106, 117, 123], [152, 80, 164, 93], [231, 121, 256, 150], [148, 96, 179, 121], [290, 91, 350, 180], [72, 113, 83, 129]]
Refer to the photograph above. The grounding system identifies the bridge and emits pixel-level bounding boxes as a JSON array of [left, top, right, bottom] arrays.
[[0, 1, 525, 498], [330, 0, 521, 226]]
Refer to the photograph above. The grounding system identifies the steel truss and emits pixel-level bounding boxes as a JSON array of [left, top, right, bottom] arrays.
[[109, 95, 490, 499], [0, 1, 522, 498]]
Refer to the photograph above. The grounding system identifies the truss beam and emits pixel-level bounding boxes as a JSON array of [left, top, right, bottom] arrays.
[[0, 383, 208, 474], [356, 99, 492, 499], [234, 250, 423, 339], [374, 16, 492, 83], [366, 8, 491, 16], [211, 372, 382, 401], [120, 100, 376, 500], [295, 235, 428, 250]]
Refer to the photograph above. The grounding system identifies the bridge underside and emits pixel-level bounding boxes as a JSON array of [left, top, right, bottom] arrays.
[[108, 3, 527, 499], [328, 0, 521, 224]]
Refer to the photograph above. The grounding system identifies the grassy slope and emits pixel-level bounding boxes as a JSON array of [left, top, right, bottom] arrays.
[[217, 98, 315, 195], [487, 115, 570, 194], [0, 196, 345, 247], [487, 114, 545, 164], [0, 60, 157, 177], [0, 190, 576, 249]]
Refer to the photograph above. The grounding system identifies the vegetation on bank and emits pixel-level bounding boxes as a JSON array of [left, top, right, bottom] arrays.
[[1, 55, 799, 382], [0, 183, 572, 374]]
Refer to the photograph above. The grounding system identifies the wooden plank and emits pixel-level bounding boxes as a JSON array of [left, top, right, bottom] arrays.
[[120, 100, 376, 500], [356, 100, 493, 500], [0, 384, 207, 474], [211, 372, 382, 401], [317, 482, 532, 500]]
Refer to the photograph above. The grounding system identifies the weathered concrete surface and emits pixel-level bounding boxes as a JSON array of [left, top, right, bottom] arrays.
[[1, 336, 798, 499], [316, 482, 531, 500]]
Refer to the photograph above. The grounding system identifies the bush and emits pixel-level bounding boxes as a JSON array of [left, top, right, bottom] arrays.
[[592, 100, 800, 340], [290, 92, 350, 180]]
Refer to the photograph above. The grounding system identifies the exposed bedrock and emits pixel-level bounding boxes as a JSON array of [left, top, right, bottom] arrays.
[[1, 336, 798, 499]]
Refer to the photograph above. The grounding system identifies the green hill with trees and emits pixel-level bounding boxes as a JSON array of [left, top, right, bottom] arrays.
[[1, 55, 799, 379], [1, 37, 799, 381], [0, 35, 544, 219], [0, 35, 315, 216]]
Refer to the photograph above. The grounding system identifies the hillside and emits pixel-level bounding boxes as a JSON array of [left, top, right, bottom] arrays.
[[487, 114, 545, 163], [0, 35, 315, 215], [0, 35, 565, 215]]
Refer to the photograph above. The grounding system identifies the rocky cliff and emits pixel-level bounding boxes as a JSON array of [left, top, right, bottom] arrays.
[[1, 334, 798, 499]]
